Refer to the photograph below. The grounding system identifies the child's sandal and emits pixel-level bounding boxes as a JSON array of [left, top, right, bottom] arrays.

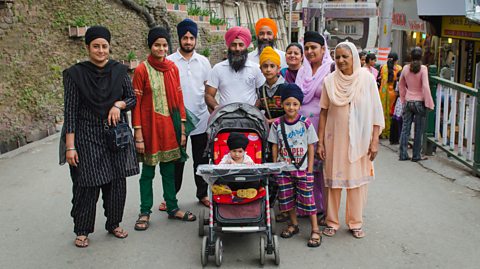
[[280, 224, 299, 238], [307, 230, 322, 248]]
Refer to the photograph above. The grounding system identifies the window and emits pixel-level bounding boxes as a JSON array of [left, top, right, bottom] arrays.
[[344, 24, 357, 34]]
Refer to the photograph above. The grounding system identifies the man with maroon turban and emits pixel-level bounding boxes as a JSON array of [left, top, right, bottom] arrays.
[[248, 18, 287, 68], [205, 26, 265, 111]]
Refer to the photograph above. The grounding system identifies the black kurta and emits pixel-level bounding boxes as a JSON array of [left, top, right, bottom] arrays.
[[63, 72, 139, 187]]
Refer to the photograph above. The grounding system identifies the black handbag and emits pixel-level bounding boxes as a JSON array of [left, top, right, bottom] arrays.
[[105, 117, 132, 152]]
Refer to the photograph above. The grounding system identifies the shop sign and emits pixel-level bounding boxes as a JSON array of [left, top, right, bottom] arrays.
[[465, 40, 475, 84], [308, 2, 377, 18], [442, 16, 480, 41], [392, 0, 426, 32], [377, 47, 391, 65]]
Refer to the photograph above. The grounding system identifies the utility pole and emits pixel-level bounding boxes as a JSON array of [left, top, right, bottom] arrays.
[[288, 0, 292, 43], [379, 0, 394, 48], [319, 0, 326, 34]]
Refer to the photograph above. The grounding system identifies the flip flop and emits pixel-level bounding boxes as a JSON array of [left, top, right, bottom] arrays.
[[168, 210, 196, 222], [74, 236, 89, 248], [158, 201, 167, 211], [350, 228, 365, 239], [108, 227, 128, 239], [322, 226, 336, 237]]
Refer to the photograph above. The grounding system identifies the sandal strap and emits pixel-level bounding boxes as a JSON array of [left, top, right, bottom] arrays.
[[183, 211, 193, 220]]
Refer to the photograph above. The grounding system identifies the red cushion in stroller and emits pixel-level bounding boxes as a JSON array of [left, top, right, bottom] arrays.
[[213, 187, 266, 205], [213, 132, 262, 164]]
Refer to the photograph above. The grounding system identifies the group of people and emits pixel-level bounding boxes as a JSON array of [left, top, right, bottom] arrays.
[[61, 15, 433, 250]]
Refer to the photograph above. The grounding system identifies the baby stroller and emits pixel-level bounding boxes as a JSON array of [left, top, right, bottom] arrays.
[[197, 103, 283, 266]]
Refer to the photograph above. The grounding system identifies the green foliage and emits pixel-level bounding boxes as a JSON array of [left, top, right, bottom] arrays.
[[199, 9, 211, 17], [209, 17, 226, 26], [187, 6, 201, 16], [127, 51, 137, 61], [199, 48, 210, 58], [166, 0, 188, 4], [71, 16, 88, 27]]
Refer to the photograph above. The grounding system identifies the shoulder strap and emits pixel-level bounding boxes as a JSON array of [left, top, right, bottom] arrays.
[[261, 85, 272, 119], [280, 117, 307, 170]]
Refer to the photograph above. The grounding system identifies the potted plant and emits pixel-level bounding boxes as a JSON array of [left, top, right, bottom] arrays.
[[68, 16, 88, 38], [187, 6, 201, 21], [122, 51, 139, 70], [166, 0, 187, 12], [198, 9, 210, 23], [210, 17, 227, 31]]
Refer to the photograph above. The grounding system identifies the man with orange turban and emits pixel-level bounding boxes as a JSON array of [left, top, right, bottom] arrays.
[[248, 18, 287, 68], [205, 26, 266, 112]]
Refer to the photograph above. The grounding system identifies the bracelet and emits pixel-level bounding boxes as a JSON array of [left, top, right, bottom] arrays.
[[113, 104, 122, 110], [135, 140, 144, 143], [66, 148, 76, 151]]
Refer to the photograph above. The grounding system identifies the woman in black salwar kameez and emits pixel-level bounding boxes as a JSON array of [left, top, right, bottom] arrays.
[[62, 26, 139, 248]]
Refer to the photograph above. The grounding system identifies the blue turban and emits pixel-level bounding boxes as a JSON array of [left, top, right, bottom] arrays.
[[280, 83, 304, 104], [177, 19, 198, 39]]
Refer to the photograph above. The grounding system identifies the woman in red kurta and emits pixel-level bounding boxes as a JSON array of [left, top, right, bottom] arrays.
[[132, 27, 196, 230]]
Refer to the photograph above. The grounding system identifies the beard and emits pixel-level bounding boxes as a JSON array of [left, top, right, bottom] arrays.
[[257, 39, 275, 54], [180, 43, 195, 54], [228, 49, 249, 72]]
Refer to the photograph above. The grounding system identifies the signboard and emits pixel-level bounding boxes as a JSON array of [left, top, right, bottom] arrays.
[[392, 0, 426, 32], [442, 16, 480, 41], [377, 47, 391, 65], [308, 2, 377, 18], [465, 40, 474, 84]]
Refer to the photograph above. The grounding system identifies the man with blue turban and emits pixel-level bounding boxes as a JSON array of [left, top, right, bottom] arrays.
[[165, 18, 212, 210]]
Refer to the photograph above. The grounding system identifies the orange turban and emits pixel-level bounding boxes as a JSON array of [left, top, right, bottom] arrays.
[[259, 46, 280, 67], [255, 18, 278, 38]]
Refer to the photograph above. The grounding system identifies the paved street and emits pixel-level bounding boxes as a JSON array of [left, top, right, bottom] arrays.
[[1, 135, 480, 269]]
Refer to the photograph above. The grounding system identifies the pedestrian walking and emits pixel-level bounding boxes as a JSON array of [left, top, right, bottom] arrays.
[[268, 83, 321, 247], [364, 53, 378, 79], [164, 19, 211, 211], [379, 52, 402, 141], [62, 26, 139, 248], [248, 18, 287, 68], [318, 41, 384, 239], [132, 27, 196, 231], [295, 31, 334, 222], [205, 26, 265, 111], [398, 47, 435, 162], [280, 43, 303, 83]]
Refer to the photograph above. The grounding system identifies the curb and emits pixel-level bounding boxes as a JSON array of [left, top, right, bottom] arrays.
[[0, 132, 61, 160]]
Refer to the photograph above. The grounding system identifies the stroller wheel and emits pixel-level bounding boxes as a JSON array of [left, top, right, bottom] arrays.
[[198, 209, 205, 237], [259, 236, 266, 265], [201, 236, 208, 266], [200, 236, 208, 266], [215, 237, 223, 267], [273, 235, 280, 265]]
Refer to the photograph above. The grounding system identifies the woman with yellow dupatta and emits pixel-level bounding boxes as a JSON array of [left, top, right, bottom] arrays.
[[132, 27, 196, 231], [379, 52, 402, 140]]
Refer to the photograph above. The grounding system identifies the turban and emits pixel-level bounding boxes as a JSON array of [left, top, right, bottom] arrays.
[[85, 26, 111, 45], [227, 132, 249, 150], [177, 18, 198, 39], [225, 26, 251, 48], [259, 46, 280, 67], [280, 83, 304, 104], [148, 26, 170, 48], [303, 31, 324, 46], [255, 18, 278, 38]]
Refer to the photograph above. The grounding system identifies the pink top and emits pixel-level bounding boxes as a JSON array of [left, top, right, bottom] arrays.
[[398, 65, 435, 110]]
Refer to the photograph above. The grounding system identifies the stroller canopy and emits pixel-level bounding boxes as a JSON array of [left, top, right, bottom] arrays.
[[206, 103, 269, 142]]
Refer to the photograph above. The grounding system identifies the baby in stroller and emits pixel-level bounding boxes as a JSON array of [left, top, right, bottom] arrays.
[[219, 132, 255, 165]]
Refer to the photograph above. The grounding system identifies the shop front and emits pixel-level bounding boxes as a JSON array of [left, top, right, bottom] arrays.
[[440, 16, 480, 88]]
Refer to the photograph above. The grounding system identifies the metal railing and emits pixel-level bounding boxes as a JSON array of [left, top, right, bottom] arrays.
[[425, 66, 480, 176]]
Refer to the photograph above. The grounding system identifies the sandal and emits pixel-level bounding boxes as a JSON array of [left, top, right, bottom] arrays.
[[280, 224, 299, 238], [236, 188, 258, 199], [108, 227, 128, 239], [307, 230, 322, 248], [275, 212, 289, 223], [74, 236, 89, 248], [134, 214, 150, 231], [168, 210, 196, 222], [350, 228, 365, 239], [158, 201, 167, 211], [322, 226, 337, 237], [199, 197, 210, 208]]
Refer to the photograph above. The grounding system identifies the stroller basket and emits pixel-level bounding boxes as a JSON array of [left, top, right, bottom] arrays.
[[215, 199, 265, 224]]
